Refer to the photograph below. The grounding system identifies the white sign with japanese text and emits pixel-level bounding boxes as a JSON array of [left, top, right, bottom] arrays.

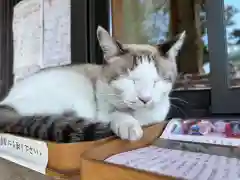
[[0, 134, 48, 174]]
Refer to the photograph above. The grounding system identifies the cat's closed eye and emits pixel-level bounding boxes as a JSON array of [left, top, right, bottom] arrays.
[[129, 78, 139, 84], [153, 79, 160, 87], [162, 75, 172, 82]]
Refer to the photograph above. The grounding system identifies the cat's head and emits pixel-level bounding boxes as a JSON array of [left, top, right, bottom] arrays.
[[97, 26, 185, 109]]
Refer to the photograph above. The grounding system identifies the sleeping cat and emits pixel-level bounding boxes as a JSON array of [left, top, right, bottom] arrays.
[[0, 26, 186, 142]]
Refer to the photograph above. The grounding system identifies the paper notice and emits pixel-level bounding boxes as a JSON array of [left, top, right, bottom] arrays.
[[0, 134, 48, 174], [13, 0, 71, 82], [42, 0, 71, 68], [105, 146, 240, 180], [13, 0, 42, 80]]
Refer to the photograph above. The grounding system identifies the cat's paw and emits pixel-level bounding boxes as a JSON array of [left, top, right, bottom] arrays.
[[110, 118, 143, 141]]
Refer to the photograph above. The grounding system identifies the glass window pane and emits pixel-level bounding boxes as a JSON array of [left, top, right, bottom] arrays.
[[110, 0, 170, 43], [224, 0, 240, 88]]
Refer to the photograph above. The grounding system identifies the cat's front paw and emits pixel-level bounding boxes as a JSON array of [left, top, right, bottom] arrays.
[[110, 118, 143, 141]]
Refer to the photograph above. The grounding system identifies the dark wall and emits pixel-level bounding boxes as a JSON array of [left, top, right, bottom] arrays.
[[167, 90, 211, 119], [87, 0, 109, 64]]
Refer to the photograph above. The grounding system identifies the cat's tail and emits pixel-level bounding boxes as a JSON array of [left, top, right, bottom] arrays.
[[0, 105, 114, 143]]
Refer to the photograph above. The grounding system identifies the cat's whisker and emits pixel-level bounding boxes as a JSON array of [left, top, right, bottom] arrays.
[[171, 103, 188, 117], [98, 94, 122, 98], [170, 97, 189, 104], [116, 101, 134, 105], [113, 100, 136, 106]]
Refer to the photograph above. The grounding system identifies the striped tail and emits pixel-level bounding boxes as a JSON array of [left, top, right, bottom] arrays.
[[0, 105, 114, 143]]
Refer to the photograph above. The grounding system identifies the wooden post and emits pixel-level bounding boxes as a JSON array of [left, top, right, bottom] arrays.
[[170, 0, 202, 74], [169, 0, 179, 38], [194, 0, 204, 74], [111, 0, 123, 40]]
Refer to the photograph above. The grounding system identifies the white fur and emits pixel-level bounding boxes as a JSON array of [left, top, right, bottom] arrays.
[[1, 68, 97, 120], [98, 59, 172, 140]]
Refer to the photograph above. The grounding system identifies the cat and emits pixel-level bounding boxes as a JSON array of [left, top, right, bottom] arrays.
[[0, 26, 186, 143]]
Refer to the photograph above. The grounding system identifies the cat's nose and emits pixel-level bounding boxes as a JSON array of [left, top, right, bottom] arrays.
[[138, 96, 152, 104]]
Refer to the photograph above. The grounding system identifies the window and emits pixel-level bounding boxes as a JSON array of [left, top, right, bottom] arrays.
[[224, 0, 240, 87], [110, 0, 170, 44]]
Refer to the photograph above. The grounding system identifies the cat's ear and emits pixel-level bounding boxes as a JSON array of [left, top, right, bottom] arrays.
[[157, 31, 186, 60], [97, 26, 122, 62]]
